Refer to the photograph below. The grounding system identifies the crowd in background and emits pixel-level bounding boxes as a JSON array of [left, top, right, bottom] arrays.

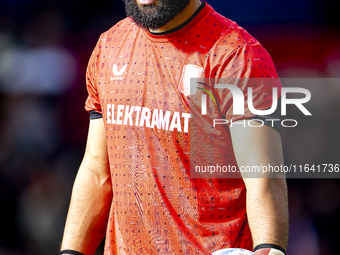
[[0, 0, 339, 254]]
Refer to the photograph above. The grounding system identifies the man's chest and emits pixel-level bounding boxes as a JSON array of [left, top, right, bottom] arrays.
[[95, 39, 207, 127]]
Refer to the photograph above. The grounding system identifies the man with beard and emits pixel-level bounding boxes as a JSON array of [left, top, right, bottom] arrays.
[[60, 0, 288, 254]]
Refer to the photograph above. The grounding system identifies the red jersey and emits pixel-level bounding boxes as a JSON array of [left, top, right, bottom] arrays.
[[85, 2, 280, 255]]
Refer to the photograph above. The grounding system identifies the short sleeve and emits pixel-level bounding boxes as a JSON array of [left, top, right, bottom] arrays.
[[217, 43, 282, 128], [84, 40, 102, 117]]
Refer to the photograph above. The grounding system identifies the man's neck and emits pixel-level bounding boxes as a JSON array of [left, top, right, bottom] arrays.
[[149, 0, 202, 33]]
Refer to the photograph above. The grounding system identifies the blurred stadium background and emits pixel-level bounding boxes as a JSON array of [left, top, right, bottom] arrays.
[[0, 0, 339, 254]]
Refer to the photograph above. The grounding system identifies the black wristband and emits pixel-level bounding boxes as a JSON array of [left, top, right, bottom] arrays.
[[254, 244, 286, 255], [60, 250, 85, 255]]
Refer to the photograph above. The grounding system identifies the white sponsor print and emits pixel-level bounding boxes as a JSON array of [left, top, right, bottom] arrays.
[[112, 63, 127, 76], [106, 104, 191, 133], [178, 64, 204, 96]]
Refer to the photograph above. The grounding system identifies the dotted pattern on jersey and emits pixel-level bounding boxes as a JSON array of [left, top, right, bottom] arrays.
[[85, 3, 279, 255]]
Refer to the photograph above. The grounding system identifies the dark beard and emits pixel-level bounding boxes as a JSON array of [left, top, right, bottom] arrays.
[[123, 0, 191, 30]]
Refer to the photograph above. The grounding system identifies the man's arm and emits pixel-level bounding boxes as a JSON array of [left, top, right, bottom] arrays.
[[61, 119, 112, 255], [230, 121, 288, 251]]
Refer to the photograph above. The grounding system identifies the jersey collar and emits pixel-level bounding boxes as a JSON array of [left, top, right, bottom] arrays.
[[144, 2, 210, 43]]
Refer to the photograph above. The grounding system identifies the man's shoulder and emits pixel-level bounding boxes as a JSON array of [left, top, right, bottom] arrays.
[[207, 9, 260, 50], [200, 8, 273, 66], [201, 5, 277, 76], [99, 17, 140, 40]]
